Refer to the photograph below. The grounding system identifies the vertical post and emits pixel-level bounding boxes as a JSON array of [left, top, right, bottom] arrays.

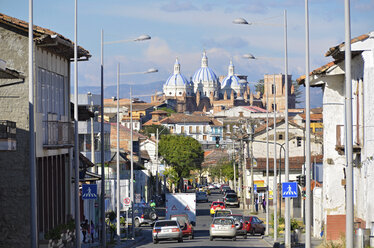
[[233, 141, 236, 193], [305, 1, 312, 247], [284, 9, 291, 248], [344, 0, 354, 247], [156, 128, 159, 195], [29, 1, 37, 247], [250, 130, 254, 212], [74, 1, 81, 247], [266, 78, 270, 235], [116, 63, 121, 241], [100, 29, 106, 247], [130, 87, 135, 239], [90, 94, 95, 167], [273, 74, 278, 242]]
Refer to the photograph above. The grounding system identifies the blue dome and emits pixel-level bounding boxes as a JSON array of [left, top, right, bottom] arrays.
[[165, 73, 189, 86], [192, 51, 218, 83], [221, 75, 241, 89], [164, 58, 190, 87], [192, 67, 218, 83]]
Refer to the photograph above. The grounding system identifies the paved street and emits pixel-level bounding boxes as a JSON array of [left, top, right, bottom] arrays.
[[135, 190, 271, 248]]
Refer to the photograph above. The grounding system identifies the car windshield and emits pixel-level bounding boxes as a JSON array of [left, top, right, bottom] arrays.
[[222, 186, 230, 190], [213, 218, 233, 225], [215, 211, 231, 217], [213, 202, 224, 206], [229, 215, 243, 221], [226, 194, 237, 199], [155, 221, 178, 227]]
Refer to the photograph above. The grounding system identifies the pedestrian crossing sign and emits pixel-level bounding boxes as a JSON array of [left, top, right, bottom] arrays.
[[82, 184, 97, 199], [282, 182, 298, 198]]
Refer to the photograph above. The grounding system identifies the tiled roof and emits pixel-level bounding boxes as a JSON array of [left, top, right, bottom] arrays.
[[298, 113, 323, 121], [150, 110, 168, 115], [0, 12, 90, 59], [162, 113, 212, 124], [242, 106, 267, 113], [247, 155, 323, 170], [325, 34, 370, 58], [297, 32, 371, 85]]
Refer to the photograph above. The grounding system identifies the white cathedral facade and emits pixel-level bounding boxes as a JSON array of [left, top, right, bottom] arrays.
[[163, 51, 247, 100]]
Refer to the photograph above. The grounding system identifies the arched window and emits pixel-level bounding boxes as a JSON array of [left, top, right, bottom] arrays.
[[179, 92, 182, 95]]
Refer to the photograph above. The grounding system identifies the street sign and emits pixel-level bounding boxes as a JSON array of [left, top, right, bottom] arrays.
[[124, 197, 131, 206], [135, 193, 141, 203], [282, 182, 298, 198], [254, 184, 257, 193], [82, 184, 97, 200]]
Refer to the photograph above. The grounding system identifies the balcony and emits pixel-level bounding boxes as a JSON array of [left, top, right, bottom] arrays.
[[43, 120, 74, 149], [0, 120, 16, 151], [336, 124, 362, 155]]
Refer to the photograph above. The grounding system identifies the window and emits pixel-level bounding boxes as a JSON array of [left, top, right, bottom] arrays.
[[189, 126, 192, 133], [297, 137, 302, 147], [196, 126, 200, 133], [181, 126, 185, 133], [203, 135, 207, 140], [278, 134, 283, 140], [272, 84, 276, 94], [179, 92, 182, 95], [203, 126, 206, 133]]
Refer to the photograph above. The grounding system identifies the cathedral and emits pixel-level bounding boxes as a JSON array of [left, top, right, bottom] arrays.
[[151, 51, 295, 113]]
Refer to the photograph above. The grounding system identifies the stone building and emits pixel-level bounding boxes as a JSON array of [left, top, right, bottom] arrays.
[[152, 52, 295, 114], [0, 13, 90, 247]]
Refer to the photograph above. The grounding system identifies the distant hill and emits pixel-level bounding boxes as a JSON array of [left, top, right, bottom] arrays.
[[74, 81, 164, 102]]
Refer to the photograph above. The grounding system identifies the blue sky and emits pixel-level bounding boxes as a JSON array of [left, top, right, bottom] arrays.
[[1, 0, 374, 105]]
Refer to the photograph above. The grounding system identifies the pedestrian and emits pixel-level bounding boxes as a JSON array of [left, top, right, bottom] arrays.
[[80, 219, 88, 243], [262, 198, 266, 213], [90, 220, 95, 243], [255, 197, 259, 212]]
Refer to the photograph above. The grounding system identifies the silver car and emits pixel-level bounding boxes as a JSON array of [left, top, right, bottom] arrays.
[[152, 220, 183, 244], [209, 217, 237, 241]]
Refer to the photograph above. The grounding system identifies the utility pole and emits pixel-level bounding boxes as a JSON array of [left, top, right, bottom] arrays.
[[156, 128, 159, 195], [248, 122, 254, 212]]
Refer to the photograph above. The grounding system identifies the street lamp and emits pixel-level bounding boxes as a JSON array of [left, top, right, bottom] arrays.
[[242, 54, 271, 235], [114, 66, 158, 242], [234, 11, 289, 244], [100, 31, 151, 245]]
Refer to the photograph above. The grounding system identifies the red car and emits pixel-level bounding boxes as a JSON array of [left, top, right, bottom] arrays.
[[244, 216, 266, 235], [210, 201, 226, 216], [228, 214, 248, 239], [170, 214, 194, 239]]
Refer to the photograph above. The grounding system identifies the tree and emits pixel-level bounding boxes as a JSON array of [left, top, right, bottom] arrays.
[[208, 158, 238, 183], [159, 107, 176, 116], [163, 167, 179, 193], [140, 124, 170, 138], [158, 135, 204, 191]]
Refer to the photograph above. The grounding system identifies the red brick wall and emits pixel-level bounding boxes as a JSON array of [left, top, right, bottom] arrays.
[[326, 215, 346, 240]]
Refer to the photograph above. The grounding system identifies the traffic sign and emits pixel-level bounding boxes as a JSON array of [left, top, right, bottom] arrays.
[[124, 197, 131, 206], [282, 182, 298, 198], [82, 184, 97, 199], [135, 193, 141, 203], [254, 184, 257, 193]]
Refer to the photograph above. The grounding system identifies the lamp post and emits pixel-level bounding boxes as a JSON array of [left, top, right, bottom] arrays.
[[242, 56, 270, 234], [234, 11, 289, 243], [100, 32, 151, 246], [28, 1, 37, 247]]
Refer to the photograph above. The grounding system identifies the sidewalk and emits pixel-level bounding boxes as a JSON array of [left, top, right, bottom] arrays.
[[81, 227, 146, 248], [242, 208, 323, 247]]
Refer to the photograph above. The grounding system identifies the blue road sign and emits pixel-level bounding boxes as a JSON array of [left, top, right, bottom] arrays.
[[254, 184, 257, 193], [82, 184, 97, 200], [282, 182, 298, 198]]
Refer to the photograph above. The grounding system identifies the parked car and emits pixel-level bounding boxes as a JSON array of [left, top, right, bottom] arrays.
[[152, 220, 183, 244], [170, 214, 194, 239], [244, 216, 266, 235], [221, 186, 231, 194], [213, 209, 232, 218], [210, 201, 226, 216], [208, 184, 215, 190], [228, 214, 248, 239], [209, 217, 237, 241], [123, 206, 158, 227], [223, 189, 236, 197], [224, 193, 240, 208], [196, 191, 208, 203]]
